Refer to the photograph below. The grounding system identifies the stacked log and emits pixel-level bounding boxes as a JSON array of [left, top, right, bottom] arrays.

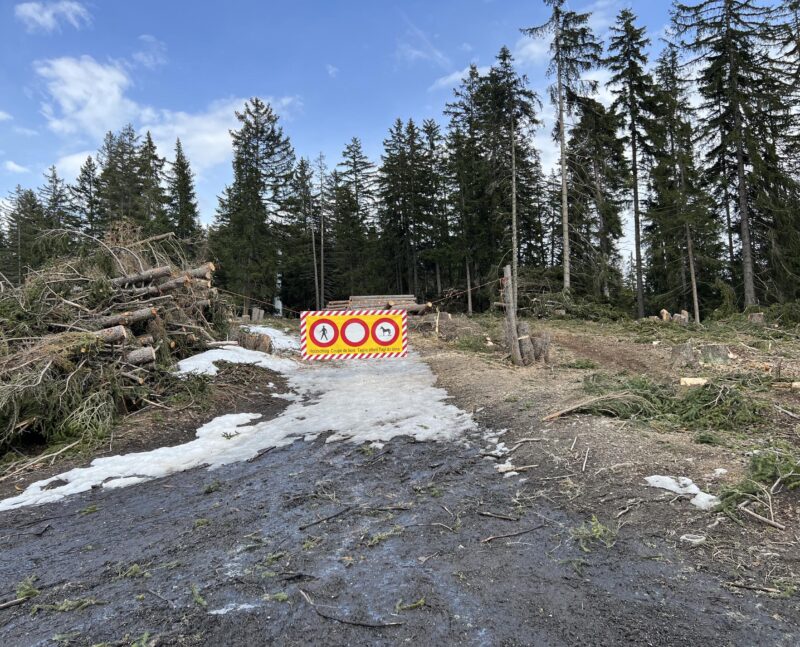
[[0, 230, 229, 447], [327, 295, 432, 315]]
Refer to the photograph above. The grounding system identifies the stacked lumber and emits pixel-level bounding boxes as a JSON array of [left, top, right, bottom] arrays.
[[0, 227, 230, 448], [326, 295, 432, 315]]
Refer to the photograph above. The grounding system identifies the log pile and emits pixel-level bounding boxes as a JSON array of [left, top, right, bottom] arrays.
[[326, 295, 432, 315], [0, 227, 230, 449]]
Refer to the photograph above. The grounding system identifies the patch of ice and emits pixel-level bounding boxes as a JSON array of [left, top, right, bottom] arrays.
[[245, 325, 300, 351], [1, 351, 475, 511], [209, 602, 258, 615], [177, 346, 297, 376], [690, 492, 721, 511], [645, 475, 721, 511]]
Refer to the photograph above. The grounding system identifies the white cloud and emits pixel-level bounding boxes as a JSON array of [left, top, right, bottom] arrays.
[[14, 1, 90, 33], [0, 111, 12, 122], [583, 0, 623, 37], [428, 65, 490, 92], [397, 17, 450, 70], [13, 126, 39, 136], [132, 35, 168, 69], [326, 63, 339, 78], [514, 35, 550, 67], [55, 149, 92, 182], [3, 160, 31, 173], [34, 55, 144, 138]]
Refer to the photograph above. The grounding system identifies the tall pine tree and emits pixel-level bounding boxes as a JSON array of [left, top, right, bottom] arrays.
[[522, 0, 601, 292]]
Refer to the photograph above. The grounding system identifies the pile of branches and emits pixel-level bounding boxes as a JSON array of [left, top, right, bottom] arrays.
[[0, 226, 231, 450]]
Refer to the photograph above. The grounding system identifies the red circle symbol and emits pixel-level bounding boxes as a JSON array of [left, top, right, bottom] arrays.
[[371, 318, 400, 346], [342, 318, 369, 347], [309, 319, 338, 348]]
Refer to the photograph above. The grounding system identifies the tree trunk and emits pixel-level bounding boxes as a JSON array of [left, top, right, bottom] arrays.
[[504, 264, 523, 366], [686, 224, 701, 324], [435, 262, 442, 296], [726, 10, 756, 307], [511, 114, 519, 315], [558, 58, 570, 292], [311, 223, 320, 310], [465, 258, 473, 316], [630, 120, 645, 319]]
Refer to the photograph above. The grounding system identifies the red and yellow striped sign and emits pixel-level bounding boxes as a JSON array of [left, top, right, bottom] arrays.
[[300, 310, 408, 360]]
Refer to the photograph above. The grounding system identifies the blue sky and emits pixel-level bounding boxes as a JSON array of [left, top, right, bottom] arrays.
[[0, 0, 672, 237]]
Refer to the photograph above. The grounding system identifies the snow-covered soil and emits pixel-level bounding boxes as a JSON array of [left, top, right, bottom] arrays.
[[0, 337, 474, 511]]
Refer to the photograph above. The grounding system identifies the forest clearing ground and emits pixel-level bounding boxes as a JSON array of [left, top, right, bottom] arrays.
[[417, 313, 800, 598], [0, 316, 798, 645]]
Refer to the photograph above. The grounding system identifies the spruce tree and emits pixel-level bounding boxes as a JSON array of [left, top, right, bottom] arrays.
[[39, 166, 78, 255], [606, 9, 653, 318], [166, 138, 201, 240], [4, 186, 47, 283], [566, 97, 628, 300], [97, 125, 141, 228], [210, 98, 295, 311], [644, 43, 723, 318], [136, 131, 169, 234], [521, 0, 602, 292], [674, 0, 794, 306], [70, 155, 104, 238], [280, 157, 318, 309]]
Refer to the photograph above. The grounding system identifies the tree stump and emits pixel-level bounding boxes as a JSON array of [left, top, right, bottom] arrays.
[[237, 329, 272, 353], [517, 322, 536, 366]]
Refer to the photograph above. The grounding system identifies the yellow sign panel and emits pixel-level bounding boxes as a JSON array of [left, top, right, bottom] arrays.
[[300, 309, 408, 360]]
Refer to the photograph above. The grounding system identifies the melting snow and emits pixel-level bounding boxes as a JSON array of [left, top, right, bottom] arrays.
[[644, 475, 721, 511], [1, 343, 475, 511], [176, 345, 296, 376]]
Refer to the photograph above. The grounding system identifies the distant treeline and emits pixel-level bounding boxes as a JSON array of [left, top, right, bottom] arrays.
[[2, 1, 799, 319]]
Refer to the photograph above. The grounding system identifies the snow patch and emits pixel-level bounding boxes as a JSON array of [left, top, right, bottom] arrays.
[[177, 346, 297, 376], [1, 348, 475, 511], [644, 475, 721, 511]]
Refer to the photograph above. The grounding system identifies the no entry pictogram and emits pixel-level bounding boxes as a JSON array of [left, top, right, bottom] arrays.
[[301, 310, 408, 360]]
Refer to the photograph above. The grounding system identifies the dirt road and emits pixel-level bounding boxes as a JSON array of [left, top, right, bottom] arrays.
[[0, 337, 797, 646]]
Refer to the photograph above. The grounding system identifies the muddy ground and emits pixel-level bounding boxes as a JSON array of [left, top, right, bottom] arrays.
[[1, 317, 799, 646]]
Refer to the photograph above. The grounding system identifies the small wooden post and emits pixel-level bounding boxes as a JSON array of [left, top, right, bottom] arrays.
[[504, 265, 523, 366]]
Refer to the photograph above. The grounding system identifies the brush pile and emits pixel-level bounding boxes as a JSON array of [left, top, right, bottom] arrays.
[[0, 227, 232, 450]]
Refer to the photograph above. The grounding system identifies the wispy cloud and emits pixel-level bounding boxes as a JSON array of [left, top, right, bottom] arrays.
[[428, 65, 489, 92], [132, 35, 168, 69], [14, 126, 39, 136], [54, 149, 92, 181], [3, 160, 30, 173], [0, 111, 12, 122], [34, 55, 144, 138], [583, 0, 623, 37], [15, 1, 91, 33], [34, 53, 301, 181], [326, 63, 339, 78], [396, 16, 450, 70]]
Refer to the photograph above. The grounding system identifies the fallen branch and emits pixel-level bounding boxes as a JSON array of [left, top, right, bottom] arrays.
[[0, 597, 27, 610], [477, 510, 519, 522], [480, 524, 545, 544], [298, 589, 402, 628], [299, 506, 353, 531], [738, 502, 786, 531]]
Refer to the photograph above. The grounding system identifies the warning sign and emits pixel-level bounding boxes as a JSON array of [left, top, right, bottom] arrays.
[[301, 309, 408, 360]]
